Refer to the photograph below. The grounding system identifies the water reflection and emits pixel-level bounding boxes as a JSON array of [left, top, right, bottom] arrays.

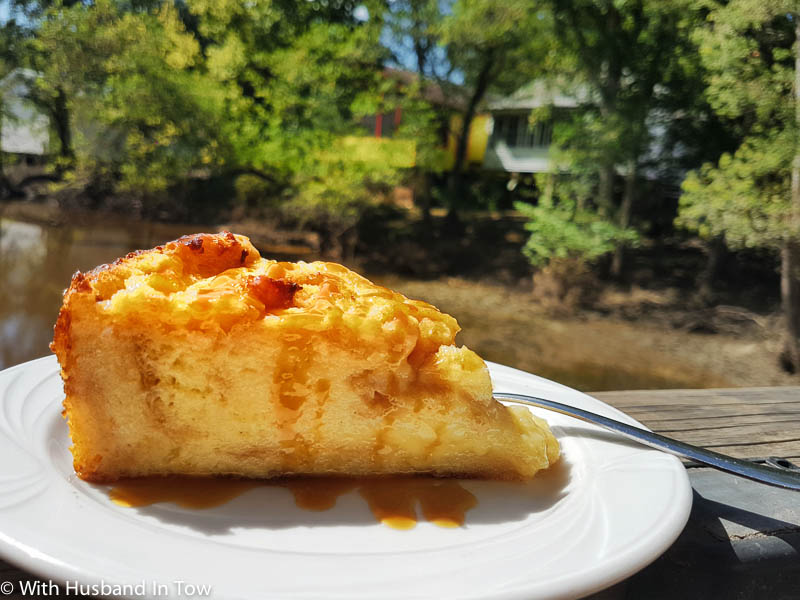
[[0, 219, 296, 369]]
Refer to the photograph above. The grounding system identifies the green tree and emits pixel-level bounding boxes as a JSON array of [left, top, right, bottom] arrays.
[[514, 188, 636, 268], [187, 0, 388, 175], [677, 1, 800, 371], [184, 0, 394, 249], [33, 0, 224, 192], [12, 0, 110, 165], [545, 0, 696, 276], [25, 0, 394, 233]]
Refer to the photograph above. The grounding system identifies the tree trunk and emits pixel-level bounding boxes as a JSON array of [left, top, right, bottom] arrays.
[[780, 241, 800, 372], [596, 11, 621, 218], [0, 141, 22, 199], [597, 166, 614, 216], [415, 169, 432, 227], [53, 86, 73, 163], [784, 18, 800, 372], [697, 235, 725, 306], [414, 35, 428, 79], [447, 50, 495, 216], [0, 139, 7, 198], [610, 159, 636, 278]]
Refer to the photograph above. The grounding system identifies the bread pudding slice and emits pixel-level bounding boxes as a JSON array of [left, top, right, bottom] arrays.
[[51, 232, 559, 483]]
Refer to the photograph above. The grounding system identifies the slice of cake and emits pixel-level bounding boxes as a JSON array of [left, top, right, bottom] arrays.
[[51, 232, 559, 482]]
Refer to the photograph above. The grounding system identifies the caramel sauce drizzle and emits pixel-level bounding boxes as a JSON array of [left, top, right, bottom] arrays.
[[271, 330, 319, 473], [109, 478, 263, 510], [108, 476, 477, 530]]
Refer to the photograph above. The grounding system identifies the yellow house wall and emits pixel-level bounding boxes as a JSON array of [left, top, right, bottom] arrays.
[[337, 112, 490, 171], [335, 135, 417, 168], [444, 114, 490, 169]]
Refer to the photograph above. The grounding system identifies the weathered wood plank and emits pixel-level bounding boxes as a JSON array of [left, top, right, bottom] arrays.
[[653, 417, 800, 433], [594, 387, 800, 408], [620, 403, 800, 415], [650, 424, 800, 443], [608, 401, 800, 414], [626, 407, 800, 421], [691, 441, 800, 460], [594, 386, 800, 460]]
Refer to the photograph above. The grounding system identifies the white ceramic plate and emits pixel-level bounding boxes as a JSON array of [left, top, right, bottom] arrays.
[[0, 356, 691, 600]]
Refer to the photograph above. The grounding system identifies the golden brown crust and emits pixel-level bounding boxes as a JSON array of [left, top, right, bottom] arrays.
[[52, 232, 250, 343], [52, 232, 263, 480], [53, 232, 559, 482]]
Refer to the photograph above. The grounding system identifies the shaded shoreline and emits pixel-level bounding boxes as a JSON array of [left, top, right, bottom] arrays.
[[1, 204, 793, 390]]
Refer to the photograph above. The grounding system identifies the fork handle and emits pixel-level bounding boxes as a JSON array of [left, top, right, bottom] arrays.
[[495, 392, 800, 491]]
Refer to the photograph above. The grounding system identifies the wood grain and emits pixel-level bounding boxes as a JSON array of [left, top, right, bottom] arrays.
[[594, 386, 800, 462]]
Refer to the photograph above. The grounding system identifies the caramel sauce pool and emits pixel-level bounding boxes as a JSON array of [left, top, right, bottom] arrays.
[[108, 477, 477, 530]]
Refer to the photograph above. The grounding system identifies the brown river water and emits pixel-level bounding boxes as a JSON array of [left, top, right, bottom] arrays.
[[0, 217, 726, 390]]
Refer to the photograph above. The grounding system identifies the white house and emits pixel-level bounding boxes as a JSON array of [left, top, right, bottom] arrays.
[[1, 69, 50, 157], [482, 80, 685, 188], [482, 81, 582, 174]]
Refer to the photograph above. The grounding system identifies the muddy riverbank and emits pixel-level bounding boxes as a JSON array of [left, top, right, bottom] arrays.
[[376, 276, 794, 391]]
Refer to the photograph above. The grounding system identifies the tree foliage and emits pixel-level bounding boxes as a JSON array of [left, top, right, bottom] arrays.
[[34, 1, 224, 190], [15, 0, 395, 225], [679, 132, 795, 248], [515, 188, 637, 268], [677, 0, 800, 369], [677, 1, 799, 248], [502, 0, 702, 276], [548, 2, 693, 177]]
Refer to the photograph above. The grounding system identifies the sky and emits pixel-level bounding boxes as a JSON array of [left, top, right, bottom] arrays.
[[0, 1, 26, 26], [379, 5, 463, 85]]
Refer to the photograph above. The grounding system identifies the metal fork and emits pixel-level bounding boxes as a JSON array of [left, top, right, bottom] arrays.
[[495, 392, 800, 491]]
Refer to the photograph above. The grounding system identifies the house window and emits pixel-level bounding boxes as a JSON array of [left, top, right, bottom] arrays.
[[493, 114, 552, 148]]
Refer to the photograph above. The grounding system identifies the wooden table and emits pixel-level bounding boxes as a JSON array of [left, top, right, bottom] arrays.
[[1, 387, 798, 599], [589, 386, 800, 600]]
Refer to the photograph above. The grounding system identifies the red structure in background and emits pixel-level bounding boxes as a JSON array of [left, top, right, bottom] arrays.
[[373, 107, 403, 138]]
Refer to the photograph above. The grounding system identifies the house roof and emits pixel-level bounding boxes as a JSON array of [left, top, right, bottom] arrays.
[[488, 80, 588, 111], [382, 67, 467, 110]]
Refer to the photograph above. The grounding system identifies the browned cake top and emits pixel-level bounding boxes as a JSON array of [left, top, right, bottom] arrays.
[[53, 232, 460, 365]]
